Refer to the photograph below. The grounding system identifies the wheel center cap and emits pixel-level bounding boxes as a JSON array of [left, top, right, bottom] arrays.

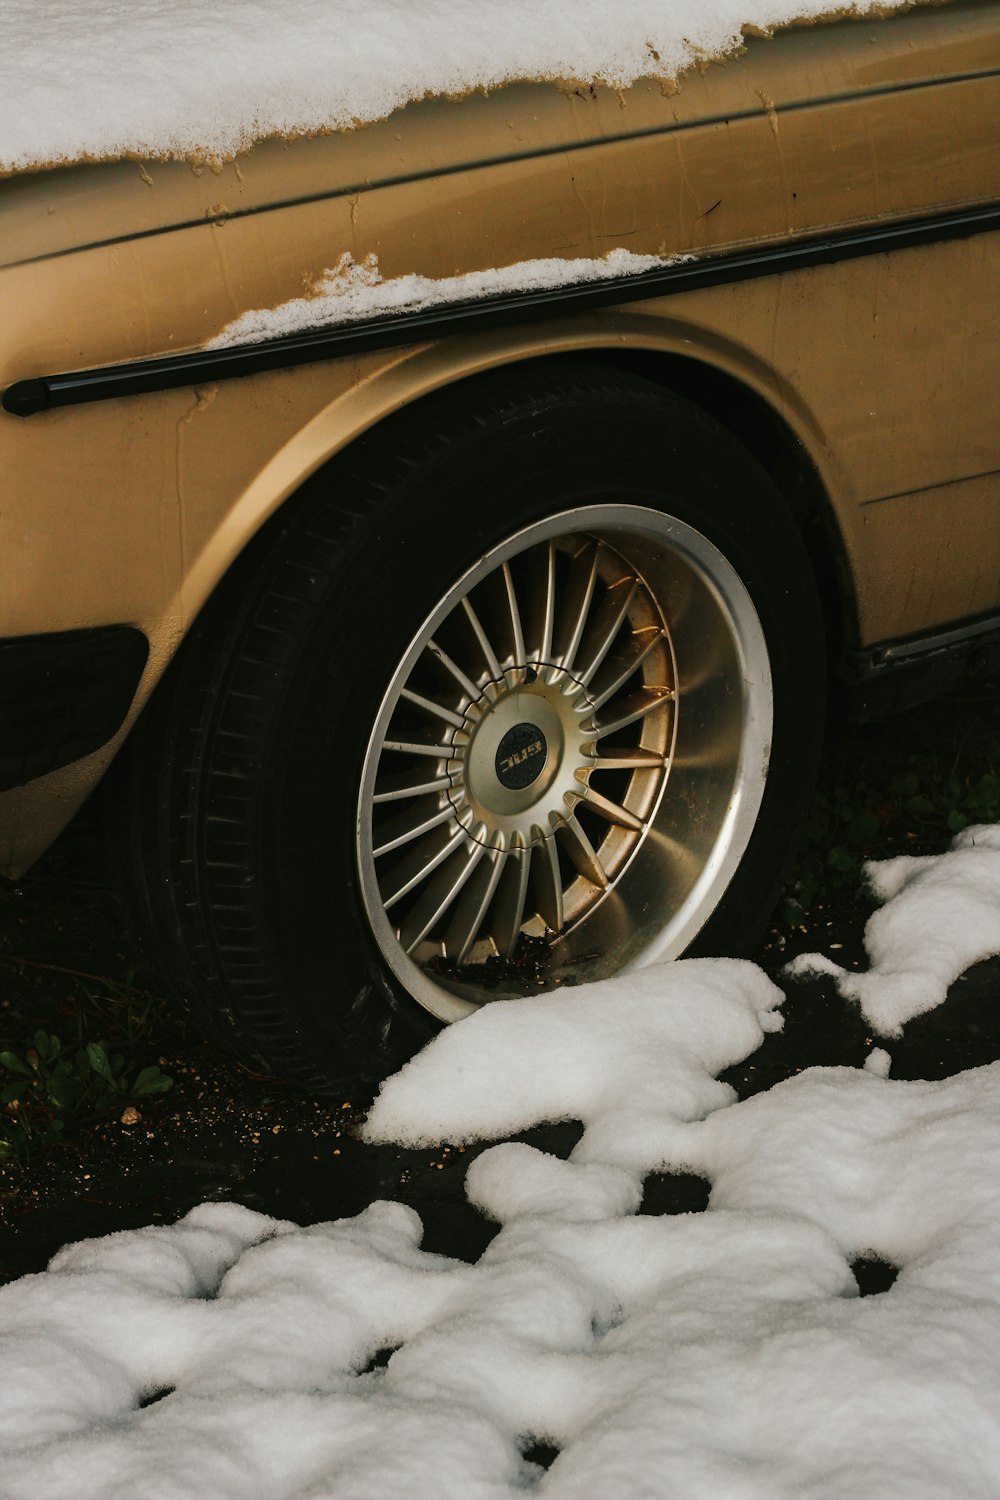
[[449, 668, 592, 838], [495, 722, 547, 791]]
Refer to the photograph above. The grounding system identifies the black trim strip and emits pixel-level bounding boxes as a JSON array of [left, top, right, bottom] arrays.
[[845, 610, 1000, 721], [5, 201, 1000, 417], [868, 611, 1000, 670]]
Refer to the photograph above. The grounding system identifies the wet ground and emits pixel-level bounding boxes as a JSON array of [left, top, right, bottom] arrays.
[[2, 689, 999, 1282]]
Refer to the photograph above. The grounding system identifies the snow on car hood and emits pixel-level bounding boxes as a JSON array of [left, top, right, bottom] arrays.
[[1, 0, 926, 175]]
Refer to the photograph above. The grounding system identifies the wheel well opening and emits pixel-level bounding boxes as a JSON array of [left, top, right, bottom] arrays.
[[585, 347, 857, 670]]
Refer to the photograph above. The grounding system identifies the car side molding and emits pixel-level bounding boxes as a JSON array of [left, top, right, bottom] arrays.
[[4, 201, 999, 418], [845, 611, 1000, 722]]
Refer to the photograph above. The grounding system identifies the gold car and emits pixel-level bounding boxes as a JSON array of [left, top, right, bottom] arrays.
[[1, 1, 998, 1088]]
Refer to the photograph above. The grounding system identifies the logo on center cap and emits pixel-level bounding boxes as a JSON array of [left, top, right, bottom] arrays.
[[495, 722, 547, 791]]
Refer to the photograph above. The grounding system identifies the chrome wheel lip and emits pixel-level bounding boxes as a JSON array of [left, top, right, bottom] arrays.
[[356, 504, 772, 1024]]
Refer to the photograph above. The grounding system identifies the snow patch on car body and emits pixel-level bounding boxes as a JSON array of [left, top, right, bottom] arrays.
[[206, 249, 693, 349], [0, 0, 926, 175]]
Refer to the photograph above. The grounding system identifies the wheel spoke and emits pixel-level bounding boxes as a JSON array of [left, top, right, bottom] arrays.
[[372, 798, 455, 858], [373, 769, 454, 804], [461, 596, 502, 680], [581, 786, 645, 833], [399, 687, 466, 730], [588, 626, 666, 710], [380, 821, 468, 910], [554, 541, 598, 673], [399, 837, 488, 954], [525, 542, 557, 663], [574, 577, 639, 685], [444, 841, 508, 962], [541, 542, 556, 663], [591, 687, 673, 740], [502, 562, 525, 666], [490, 843, 532, 957], [587, 746, 668, 772], [531, 830, 564, 932], [557, 814, 608, 889], [382, 733, 456, 760], [425, 638, 481, 702]]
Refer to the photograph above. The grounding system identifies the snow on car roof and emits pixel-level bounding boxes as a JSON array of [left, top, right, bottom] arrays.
[[1, 0, 922, 175]]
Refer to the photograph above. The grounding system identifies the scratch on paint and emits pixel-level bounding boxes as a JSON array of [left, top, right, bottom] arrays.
[[755, 88, 779, 137]]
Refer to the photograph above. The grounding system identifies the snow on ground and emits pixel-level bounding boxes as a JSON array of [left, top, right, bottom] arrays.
[[2, 825, 1000, 1498], [789, 822, 1000, 1036], [207, 250, 690, 349], [1, 0, 926, 175]]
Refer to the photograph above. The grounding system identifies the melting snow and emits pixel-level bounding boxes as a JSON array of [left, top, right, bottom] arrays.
[[207, 250, 690, 349], [863, 1045, 893, 1077], [1, 0, 925, 175], [2, 825, 1000, 1497], [789, 823, 1000, 1036]]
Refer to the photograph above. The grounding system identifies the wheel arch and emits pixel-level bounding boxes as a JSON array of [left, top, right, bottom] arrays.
[[181, 312, 858, 674], [585, 345, 859, 670]]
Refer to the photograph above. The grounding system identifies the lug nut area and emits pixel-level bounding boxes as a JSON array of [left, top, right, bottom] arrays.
[[447, 666, 595, 849]]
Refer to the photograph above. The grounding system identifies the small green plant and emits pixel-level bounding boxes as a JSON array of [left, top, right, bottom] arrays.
[[0, 1027, 172, 1165]]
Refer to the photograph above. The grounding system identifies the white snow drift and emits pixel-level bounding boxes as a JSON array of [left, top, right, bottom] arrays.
[[2, 825, 1000, 1498], [1, 0, 928, 175], [790, 822, 1000, 1036]]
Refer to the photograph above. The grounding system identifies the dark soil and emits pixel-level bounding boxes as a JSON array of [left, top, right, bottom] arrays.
[[2, 684, 998, 1283]]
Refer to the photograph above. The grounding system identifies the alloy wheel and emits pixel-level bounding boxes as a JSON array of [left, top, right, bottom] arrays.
[[358, 504, 772, 1020]]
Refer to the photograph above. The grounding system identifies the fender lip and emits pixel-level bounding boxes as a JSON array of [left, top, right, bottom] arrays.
[[4, 201, 1000, 418]]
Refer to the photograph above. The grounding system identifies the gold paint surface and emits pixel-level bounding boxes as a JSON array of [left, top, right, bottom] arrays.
[[1, 1, 998, 872]]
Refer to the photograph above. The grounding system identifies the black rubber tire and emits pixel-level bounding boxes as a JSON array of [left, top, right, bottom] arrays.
[[108, 358, 826, 1093]]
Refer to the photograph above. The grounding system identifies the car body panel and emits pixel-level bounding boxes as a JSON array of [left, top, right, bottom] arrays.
[[1, 0, 999, 873]]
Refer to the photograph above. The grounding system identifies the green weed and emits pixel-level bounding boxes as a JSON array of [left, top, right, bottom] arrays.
[[0, 994, 173, 1166]]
